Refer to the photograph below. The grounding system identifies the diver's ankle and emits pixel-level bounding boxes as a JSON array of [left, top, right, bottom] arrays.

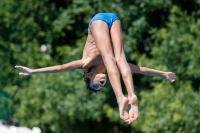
[[117, 96, 128, 104]]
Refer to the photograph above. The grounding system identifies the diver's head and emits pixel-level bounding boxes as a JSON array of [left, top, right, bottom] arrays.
[[83, 67, 107, 92]]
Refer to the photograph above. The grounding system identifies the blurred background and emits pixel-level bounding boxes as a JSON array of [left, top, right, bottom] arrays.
[[0, 0, 200, 133]]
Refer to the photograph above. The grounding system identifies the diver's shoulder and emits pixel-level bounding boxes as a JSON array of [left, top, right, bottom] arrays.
[[81, 57, 93, 69]]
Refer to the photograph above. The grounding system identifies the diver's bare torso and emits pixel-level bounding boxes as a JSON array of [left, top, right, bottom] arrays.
[[82, 31, 103, 68]]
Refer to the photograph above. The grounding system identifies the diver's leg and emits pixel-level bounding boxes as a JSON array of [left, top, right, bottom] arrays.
[[110, 20, 139, 122], [90, 20, 130, 123]]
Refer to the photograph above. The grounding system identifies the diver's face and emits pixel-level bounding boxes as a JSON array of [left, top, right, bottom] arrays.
[[89, 73, 107, 90]]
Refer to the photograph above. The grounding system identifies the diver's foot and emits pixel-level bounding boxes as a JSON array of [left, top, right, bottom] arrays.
[[128, 95, 139, 123], [118, 97, 130, 124]]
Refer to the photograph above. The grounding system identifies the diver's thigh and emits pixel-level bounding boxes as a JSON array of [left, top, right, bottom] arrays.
[[110, 20, 126, 59], [90, 21, 114, 58]]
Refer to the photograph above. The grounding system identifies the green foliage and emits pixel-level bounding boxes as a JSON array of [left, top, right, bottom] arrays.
[[134, 82, 200, 133], [138, 5, 200, 90], [4, 71, 107, 133], [0, 0, 57, 88], [0, 89, 12, 119], [0, 0, 200, 133]]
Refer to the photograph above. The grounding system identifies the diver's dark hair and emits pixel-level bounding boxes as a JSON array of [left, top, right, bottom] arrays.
[[83, 67, 100, 93]]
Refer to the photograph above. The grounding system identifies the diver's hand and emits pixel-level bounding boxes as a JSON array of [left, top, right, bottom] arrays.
[[15, 65, 33, 76], [165, 72, 176, 82]]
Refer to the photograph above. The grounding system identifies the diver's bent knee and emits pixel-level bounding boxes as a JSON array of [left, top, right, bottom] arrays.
[[115, 56, 127, 65], [103, 56, 117, 66]]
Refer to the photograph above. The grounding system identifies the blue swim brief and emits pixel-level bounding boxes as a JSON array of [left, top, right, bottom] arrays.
[[88, 13, 119, 33]]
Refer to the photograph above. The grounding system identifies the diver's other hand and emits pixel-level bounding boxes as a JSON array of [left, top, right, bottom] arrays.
[[15, 65, 33, 76], [165, 72, 176, 82]]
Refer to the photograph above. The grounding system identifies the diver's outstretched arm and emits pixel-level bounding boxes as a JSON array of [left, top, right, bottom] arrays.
[[15, 60, 85, 76], [128, 63, 176, 82]]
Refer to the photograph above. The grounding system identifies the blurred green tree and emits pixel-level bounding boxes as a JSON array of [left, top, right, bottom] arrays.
[[0, 0, 200, 133], [134, 82, 200, 133]]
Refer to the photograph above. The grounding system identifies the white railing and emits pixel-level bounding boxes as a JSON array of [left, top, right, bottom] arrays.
[[0, 126, 41, 133]]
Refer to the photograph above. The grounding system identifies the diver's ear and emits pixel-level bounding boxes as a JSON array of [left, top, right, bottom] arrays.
[[85, 73, 90, 78], [85, 73, 92, 78]]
